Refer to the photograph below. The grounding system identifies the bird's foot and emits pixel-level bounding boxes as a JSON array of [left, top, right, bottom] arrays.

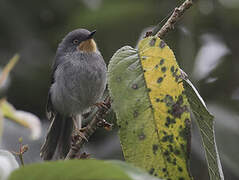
[[94, 102, 109, 110], [73, 128, 88, 142]]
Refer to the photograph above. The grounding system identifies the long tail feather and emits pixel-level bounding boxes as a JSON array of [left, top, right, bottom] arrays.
[[57, 116, 73, 159], [40, 114, 73, 160]]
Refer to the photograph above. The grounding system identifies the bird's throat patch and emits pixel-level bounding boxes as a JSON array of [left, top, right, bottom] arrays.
[[78, 39, 97, 53]]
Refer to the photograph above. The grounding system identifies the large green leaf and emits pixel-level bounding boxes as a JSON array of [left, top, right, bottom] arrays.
[[8, 160, 161, 180], [108, 36, 192, 180], [182, 78, 224, 180]]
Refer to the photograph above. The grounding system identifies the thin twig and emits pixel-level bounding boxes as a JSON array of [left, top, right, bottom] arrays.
[[11, 137, 28, 166], [65, 97, 112, 159], [156, 0, 193, 38]]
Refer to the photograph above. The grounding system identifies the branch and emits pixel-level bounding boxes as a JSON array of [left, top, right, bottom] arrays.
[[156, 0, 193, 38], [65, 97, 112, 159]]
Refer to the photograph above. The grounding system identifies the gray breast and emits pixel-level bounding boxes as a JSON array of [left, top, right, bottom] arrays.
[[51, 51, 107, 115]]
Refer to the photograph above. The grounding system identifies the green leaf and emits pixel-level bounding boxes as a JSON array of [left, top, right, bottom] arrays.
[[8, 160, 161, 180], [108, 37, 192, 180], [182, 78, 224, 180]]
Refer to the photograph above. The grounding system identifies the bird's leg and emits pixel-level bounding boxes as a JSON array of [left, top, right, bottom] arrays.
[[72, 115, 88, 142]]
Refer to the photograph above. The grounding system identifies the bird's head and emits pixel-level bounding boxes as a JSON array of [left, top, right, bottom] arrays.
[[59, 29, 97, 54]]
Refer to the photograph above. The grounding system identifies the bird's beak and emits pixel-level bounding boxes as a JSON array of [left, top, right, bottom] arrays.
[[87, 30, 96, 39]]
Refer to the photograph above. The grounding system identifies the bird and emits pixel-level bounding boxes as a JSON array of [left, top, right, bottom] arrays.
[[40, 28, 107, 160]]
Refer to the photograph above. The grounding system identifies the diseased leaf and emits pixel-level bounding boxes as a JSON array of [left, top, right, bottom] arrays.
[[182, 77, 224, 180], [108, 36, 192, 180], [8, 160, 161, 180]]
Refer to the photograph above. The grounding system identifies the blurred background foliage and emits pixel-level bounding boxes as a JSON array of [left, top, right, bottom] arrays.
[[0, 0, 239, 179]]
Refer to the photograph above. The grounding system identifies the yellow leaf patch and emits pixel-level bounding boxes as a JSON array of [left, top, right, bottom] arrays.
[[138, 37, 191, 179]]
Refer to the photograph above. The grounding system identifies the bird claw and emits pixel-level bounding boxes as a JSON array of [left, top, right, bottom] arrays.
[[73, 128, 88, 142], [94, 102, 109, 110]]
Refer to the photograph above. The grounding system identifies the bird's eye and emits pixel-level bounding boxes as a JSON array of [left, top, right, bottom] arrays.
[[73, 39, 79, 44]]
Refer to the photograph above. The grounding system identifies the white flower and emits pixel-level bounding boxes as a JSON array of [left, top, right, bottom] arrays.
[[0, 150, 19, 180]]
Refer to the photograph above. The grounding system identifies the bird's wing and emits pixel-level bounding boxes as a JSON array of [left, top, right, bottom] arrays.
[[46, 54, 63, 121]]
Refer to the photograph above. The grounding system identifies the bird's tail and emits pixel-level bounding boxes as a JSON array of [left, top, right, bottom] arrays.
[[40, 114, 73, 160]]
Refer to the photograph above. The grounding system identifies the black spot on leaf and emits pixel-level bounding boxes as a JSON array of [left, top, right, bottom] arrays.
[[171, 66, 175, 72], [149, 168, 155, 175], [131, 84, 138, 89], [161, 66, 167, 72], [162, 134, 174, 143], [152, 144, 159, 155], [165, 116, 176, 127], [163, 95, 174, 107], [160, 59, 165, 65], [157, 77, 163, 83], [138, 132, 146, 140], [164, 150, 169, 156], [168, 100, 189, 118], [178, 166, 183, 172], [133, 111, 138, 118]]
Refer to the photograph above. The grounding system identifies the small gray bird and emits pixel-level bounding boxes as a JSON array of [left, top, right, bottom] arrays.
[[40, 28, 107, 160]]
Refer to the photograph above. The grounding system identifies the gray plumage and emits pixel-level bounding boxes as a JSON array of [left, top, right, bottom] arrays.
[[40, 29, 107, 160]]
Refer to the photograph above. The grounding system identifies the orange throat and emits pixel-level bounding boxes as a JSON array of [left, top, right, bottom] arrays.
[[77, 39, 97, 52]]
